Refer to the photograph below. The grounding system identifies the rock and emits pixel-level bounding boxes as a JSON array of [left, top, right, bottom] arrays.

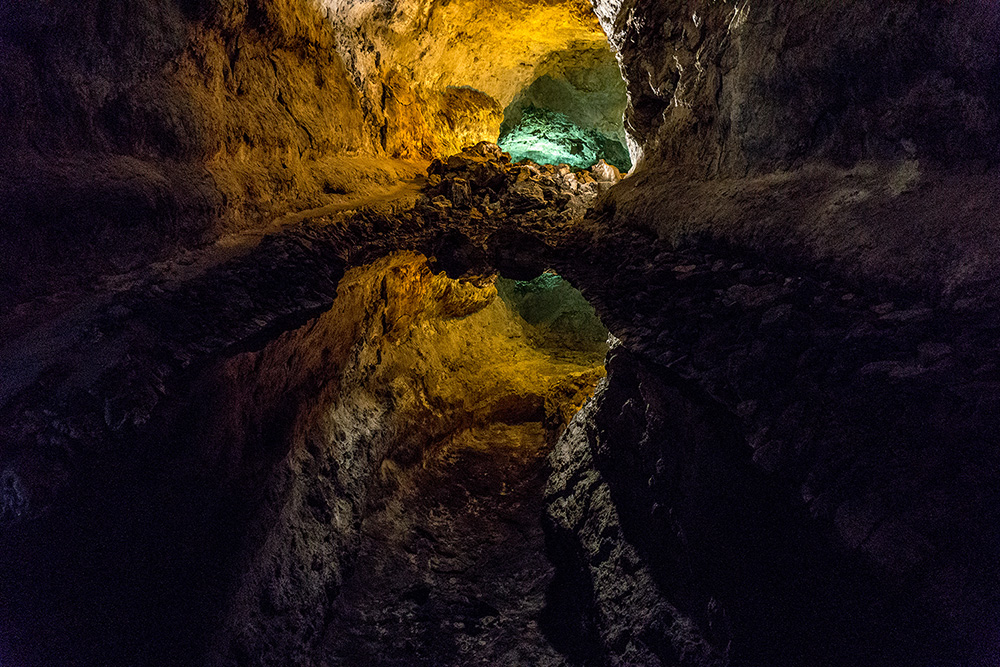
[[560, 172, 580, 191], [858, 360, 926, 379], [590, 159, 622, 182], [596, 0, 1000, 175], [723, 283, 782, 308], [447, 153, 482, 172], [448, 178, 471, 208], [465, 141, 505, 161], [880, 307, 933, 323], [872, 302, 896, 315], [507, 180, 547, 209], [431, 195, 453, 209], [760, 303, 793, 327], [596, 180, 616, 195], [918, 342, 953, 364]]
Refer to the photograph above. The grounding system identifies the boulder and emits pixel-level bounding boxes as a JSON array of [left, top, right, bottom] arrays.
[[590, 159, 622, 183]]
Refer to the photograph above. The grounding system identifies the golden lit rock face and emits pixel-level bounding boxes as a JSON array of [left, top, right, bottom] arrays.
[[326, 0, 615, 157], [324, 251, 606, 430], [0, 0, 402, 304], [204, 251, 605, 663], [0, 0, 619, 303]]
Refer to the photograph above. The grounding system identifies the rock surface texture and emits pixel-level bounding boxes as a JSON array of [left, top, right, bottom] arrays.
[[324, 0, 617, 157], [0, 145, 613, 666], [597, 0, 1000, 173], [3, 0, 1000, 666], [537, 1, 1000, 665], [0, 0, 386, 304]]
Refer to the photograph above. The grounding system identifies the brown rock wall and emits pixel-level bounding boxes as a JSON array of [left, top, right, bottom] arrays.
[[0, 0, 382, 305]]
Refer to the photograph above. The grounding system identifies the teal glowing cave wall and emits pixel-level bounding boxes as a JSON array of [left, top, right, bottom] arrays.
[[498, 107, 632, 172]]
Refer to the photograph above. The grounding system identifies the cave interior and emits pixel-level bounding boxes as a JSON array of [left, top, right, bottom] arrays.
[[2, 1, 1000, 666]]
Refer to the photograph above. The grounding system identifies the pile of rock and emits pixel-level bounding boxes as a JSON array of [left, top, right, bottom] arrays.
[[419, 141, 622, 221]]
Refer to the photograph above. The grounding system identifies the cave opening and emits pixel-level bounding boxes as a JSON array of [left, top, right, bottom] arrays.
[[497, 46, 632, 172]]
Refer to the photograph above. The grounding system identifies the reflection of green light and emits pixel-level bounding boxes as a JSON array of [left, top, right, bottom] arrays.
[[498, 107, 631, 171], [496, 271, 609, 353], [508, 271, 564, 295]]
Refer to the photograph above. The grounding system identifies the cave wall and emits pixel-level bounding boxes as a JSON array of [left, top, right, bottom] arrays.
[[594, 0, 1000, 174], [580, 1, 1000, 305], [498, 45, 627, 144], [325, 0, 615, 158], [533, 2, 1000, 665], [547, 272, 1000, 665], [0, 0, 618, 307], [541, 216, 1000, 665], [0, 0, 391, 304]]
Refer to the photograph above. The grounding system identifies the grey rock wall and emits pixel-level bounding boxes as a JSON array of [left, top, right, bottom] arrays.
[[593, 0, 1000, 174], [544, 222, 1000, 665]]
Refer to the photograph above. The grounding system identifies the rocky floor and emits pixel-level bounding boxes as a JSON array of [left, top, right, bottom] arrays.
[[316, 422, 569, 667]]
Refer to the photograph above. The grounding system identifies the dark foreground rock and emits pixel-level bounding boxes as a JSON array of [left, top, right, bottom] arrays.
[[543, 226, 1000, 666]]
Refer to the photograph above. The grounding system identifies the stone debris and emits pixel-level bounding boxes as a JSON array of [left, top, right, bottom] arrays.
[[421, 141, 622, 222], [590, 159, 622, 182]]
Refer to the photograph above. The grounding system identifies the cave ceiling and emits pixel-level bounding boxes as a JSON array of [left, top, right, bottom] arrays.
[[326, 0, 608, 103], [323, 0, 624, 156]]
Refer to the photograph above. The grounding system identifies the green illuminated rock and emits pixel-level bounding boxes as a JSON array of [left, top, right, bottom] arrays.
[[498, 107, 631, 172]]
